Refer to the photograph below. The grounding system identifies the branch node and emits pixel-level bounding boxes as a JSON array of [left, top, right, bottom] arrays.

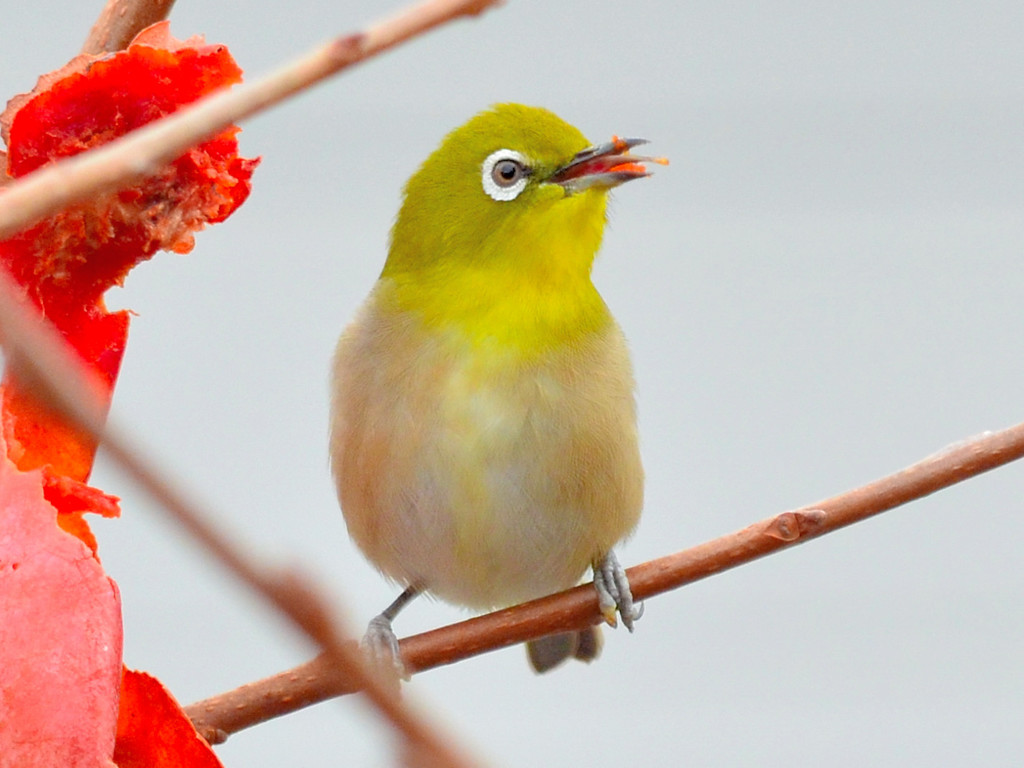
[[327, 32, 367, 65], [763, 509, 826, 542], [203, 728, 228, 746]]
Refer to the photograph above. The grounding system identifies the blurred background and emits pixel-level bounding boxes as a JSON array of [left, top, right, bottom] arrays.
[[3, 1, 1023, 765]]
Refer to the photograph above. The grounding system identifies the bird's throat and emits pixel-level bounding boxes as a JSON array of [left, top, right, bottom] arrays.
[[381, 267, 612, 359]]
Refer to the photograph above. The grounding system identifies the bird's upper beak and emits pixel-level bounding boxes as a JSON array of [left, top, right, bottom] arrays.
[[549, 137, 667, 194]]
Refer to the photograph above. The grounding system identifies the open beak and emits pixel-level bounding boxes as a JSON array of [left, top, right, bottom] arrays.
[[549, 137, 667, 194]]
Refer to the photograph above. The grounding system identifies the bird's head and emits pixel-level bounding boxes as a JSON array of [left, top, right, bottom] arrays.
[[378, 104, 663, 353], [383, 104, 662, 285]]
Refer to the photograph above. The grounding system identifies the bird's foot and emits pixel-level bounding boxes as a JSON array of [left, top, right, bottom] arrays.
[[361, 613, 409, 681], [593, 550, 643, 631], [360, 585, 420, 682]]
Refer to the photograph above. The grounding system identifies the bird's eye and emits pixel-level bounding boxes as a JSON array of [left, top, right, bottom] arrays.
[[481, 149, 530, 201], [492, 159, 524, 186]]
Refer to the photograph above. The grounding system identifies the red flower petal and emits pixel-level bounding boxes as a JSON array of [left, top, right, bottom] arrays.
[[3, 21, 256, 311], [114, 670, 224, 768], [0, 447, 122, 767]]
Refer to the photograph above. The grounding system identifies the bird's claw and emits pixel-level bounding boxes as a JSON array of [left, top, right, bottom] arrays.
[[594, 550, 643, 632], [361, 614, 409, 681]]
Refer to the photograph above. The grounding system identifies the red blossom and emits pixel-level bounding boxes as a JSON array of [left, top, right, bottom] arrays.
[[0, 443, 122, 768], [0, 21, 258, 540], [113, 670, 223, 768]]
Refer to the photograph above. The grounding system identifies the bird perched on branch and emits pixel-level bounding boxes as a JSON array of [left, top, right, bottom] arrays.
[[330, 103, 664, 673]]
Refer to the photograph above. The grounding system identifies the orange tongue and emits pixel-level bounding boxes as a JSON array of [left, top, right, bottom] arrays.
[[610, 134, 670, 171], [609, 161, 649, 174]]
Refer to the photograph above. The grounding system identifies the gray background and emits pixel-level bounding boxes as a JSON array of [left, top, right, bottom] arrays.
[[3, 1, 1023, 765]]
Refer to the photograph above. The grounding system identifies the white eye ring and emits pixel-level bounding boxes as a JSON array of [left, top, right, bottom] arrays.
[[481, 149, 530, 201]]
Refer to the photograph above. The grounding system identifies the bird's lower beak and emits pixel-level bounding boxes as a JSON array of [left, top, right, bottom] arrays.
[[549, 137, 667, 194]]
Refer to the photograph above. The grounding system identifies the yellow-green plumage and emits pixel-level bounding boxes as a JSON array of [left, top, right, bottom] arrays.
[[331, 104, 648, 670]]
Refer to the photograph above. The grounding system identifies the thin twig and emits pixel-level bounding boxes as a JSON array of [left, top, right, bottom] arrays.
[[81, 0, 177, 54], [0, 0, 500, 240], [184, 422, 1024, 741]]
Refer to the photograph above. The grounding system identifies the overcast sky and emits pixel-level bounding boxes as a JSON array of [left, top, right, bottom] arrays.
[[4, 1, 1024, 766]]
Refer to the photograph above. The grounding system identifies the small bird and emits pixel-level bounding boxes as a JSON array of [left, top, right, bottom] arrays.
[[330, 104, 663, 673]]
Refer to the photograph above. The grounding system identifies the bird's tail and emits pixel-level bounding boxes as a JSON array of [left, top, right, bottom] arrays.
[[526, 626, 603, 673]]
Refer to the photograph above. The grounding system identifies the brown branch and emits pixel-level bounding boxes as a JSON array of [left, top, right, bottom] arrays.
[[81, 0, 177, 54], [185, 422, 1024, 741], [0, 0, 501, 241]]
